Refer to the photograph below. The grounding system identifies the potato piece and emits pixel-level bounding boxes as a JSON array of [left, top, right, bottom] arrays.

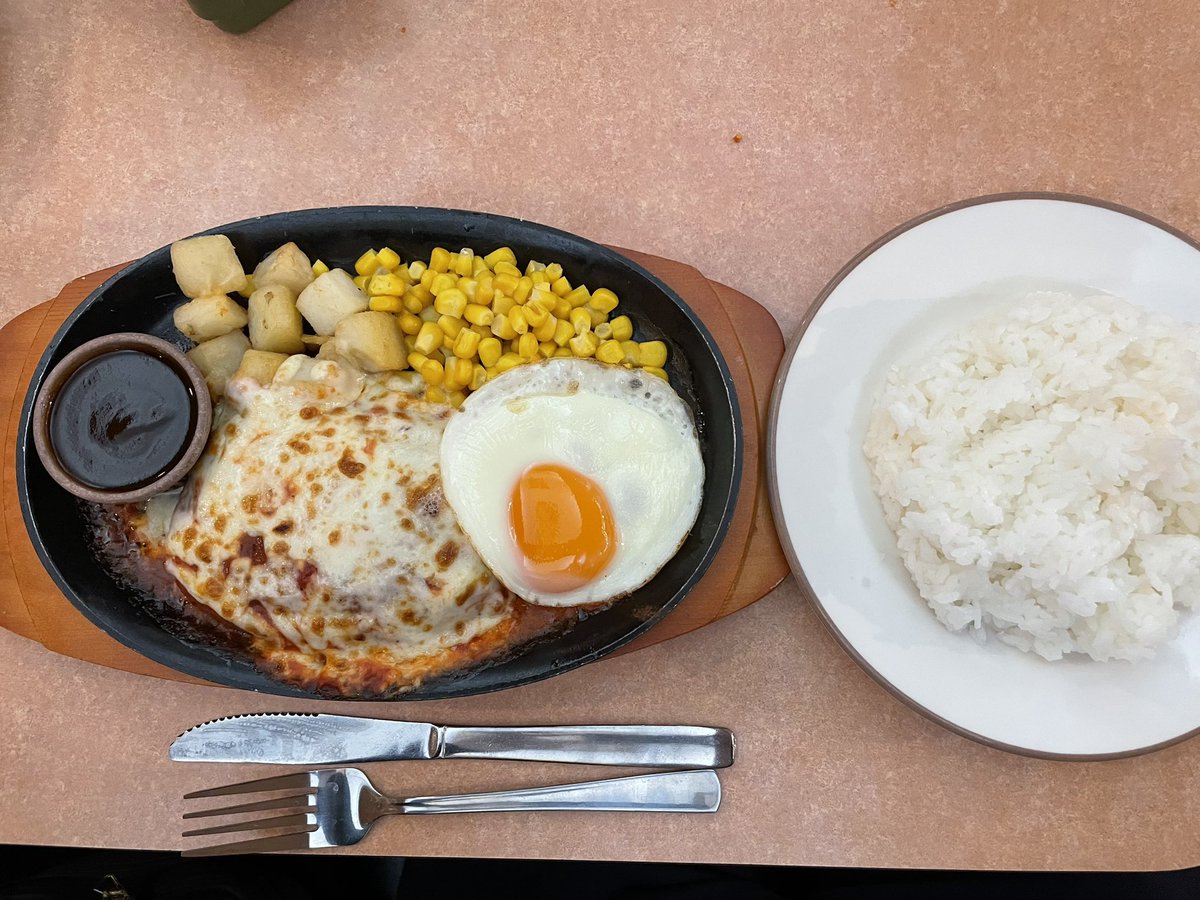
[[186, 330, 251, 398], [295, 269, 369, 335], [302, 333, 331, 348], [333, 311, 407, 373], [233, 349, 288, 386], [170, 235, 247, 298], [172, 294, 249, 342], [247, 284, 304, 354], [252, 242, 315, 295]]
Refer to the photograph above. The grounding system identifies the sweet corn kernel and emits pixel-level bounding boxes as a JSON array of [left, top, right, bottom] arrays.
[[530, 270, 550, 286], [551, 275, 572, 297], [419, 269, 435, 289], [525, 260, 546, 275], [522, 302, 548, 327], [453, 328, 481, 359], [478, 337, 502, 367], [588, 307, 607, 327], [545, 262, 564, 281], [368, 272, 408, 296], [429, 273, 457, 296], [493, 261, 522, 278], [533, 314, 557, 341], [471, 256, 488, 277], [620, 340, 640, 362], [419, 305, 439, 323], [425, 385, 447, 404], [408, 284, 433, 304], [508, 338, 522, 354], [407, 260, 427, 280], [642, 366, 668, 380], [457, 277, 477, 301], [553, 297, 571, 319], [553, 318, 574, 346], [237, 274, 255, 298], [353, 274, 371, 292], [447, 356, 473, 388], [354, 250, 379, 276], [513, 276, 533, 303], [553, 347, 573, 358], [398, 312, 423, 335], [517, 332, 539, 359], [565, 285, 591, 308], [470, 323, 491, 338], [590, 288, 619, 313], [493, 272, 520, 294], [509, 306, 529, 334], [596, 340, 625, 364], [492, 294, 516, 316], [609, 315, 633, 341], [569, 331, 600, 358], [420, 358, 444, 386], [569, 308, 592, 334], [408, 351, 430, 370], [429, 247, 452, 273], [376, 247, 401, 271], [476, 274, 495, 305], [594, 322, 613, 340], [638, 340, 668, 367], [415, 322, 444, 354], [311, 260, 330, 277], [434, 288, 468, 317], [539, 340, 557, 358], [402, 292, 425, 315], [463, 304, 493, 327], [491, 313, 517, 340], [449, 389, 467, 408], [437, 315, 465, 339], [368, 295, 403, 313], [495, 352, 524, 373], [403, 334, 417, 351], [484, 246, 517, 268], [470, 365, 488, 391], [454, 248, 474, 277]]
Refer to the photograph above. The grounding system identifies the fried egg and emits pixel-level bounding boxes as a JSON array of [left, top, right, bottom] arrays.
[[440, 358, 704, 607]]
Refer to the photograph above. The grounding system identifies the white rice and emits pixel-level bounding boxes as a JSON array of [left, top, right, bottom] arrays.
[[863, 292, 1200, 662]]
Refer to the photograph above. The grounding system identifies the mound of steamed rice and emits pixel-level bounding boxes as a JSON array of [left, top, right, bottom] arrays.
[[864, 292, 1200, 662]]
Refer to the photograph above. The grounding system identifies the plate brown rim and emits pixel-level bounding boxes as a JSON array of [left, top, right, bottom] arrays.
[[766, 190, 1200, 761]]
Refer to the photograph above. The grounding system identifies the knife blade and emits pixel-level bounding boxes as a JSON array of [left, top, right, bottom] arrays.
[[170, 713, 736, 768]]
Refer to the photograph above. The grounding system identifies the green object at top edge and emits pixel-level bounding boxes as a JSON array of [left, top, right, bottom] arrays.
[[186, 0, 295, 34]]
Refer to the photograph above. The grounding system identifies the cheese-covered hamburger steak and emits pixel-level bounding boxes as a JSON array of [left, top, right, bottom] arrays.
[[122, 357, 567, 695]]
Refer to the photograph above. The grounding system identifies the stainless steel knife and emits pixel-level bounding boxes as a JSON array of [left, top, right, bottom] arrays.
[[170, 713, 735, 768]]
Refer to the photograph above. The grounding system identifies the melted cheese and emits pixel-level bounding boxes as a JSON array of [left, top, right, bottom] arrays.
[[162, 364, 517, 688]]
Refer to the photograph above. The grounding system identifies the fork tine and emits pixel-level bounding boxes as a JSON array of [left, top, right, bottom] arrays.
[[182, 829, 316, 858], [185, 771, 317, 799], [183, 812, 315, 838], [182, 793, 314, 820]]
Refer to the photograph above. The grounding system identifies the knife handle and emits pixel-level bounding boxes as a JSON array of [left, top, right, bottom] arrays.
[[438, 725, 735, 768]]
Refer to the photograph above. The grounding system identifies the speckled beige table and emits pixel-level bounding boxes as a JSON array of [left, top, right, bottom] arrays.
[[3, 0, 1200, 871]]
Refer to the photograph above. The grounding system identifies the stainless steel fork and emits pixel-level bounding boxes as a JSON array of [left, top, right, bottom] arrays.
[[182, 767, 722, 855]]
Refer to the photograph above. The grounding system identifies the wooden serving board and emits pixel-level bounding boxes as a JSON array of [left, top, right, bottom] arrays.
[[0, 248, 788, 686]]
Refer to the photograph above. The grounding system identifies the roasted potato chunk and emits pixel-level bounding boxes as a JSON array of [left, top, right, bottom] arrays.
[[248, 284, 304, 354], [233, 349, 289, 386], [296, 269, 369, 335], [252, 242, 314, 295], [186, 330, 251, 398], [333, 311, 408, 373], [170, 235, 247, 298], [301, 333, 331, 348], [172, 294, 248, 342]]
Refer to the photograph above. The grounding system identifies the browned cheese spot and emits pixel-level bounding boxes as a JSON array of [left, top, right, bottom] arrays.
[[241, 494, 259, 515], [272, 520, 293, 534], [300, 406, 319, 420], [328, 529, 342, 546], [237, 533, 267, 566], [338, 448, 366, 478], [435, 541, 459, 571]]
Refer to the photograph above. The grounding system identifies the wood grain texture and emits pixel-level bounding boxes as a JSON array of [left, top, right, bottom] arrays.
[[0, 255, 786, 683]]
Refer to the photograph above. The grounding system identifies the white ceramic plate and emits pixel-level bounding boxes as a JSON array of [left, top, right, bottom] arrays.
[[769, 193, 1200, 758]]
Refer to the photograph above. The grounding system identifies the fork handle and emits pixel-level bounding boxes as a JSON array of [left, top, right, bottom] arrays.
[[398, 770, 721, 815]]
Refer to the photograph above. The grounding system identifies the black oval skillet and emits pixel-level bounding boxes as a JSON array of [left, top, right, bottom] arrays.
[[18, 206, 741, 699]]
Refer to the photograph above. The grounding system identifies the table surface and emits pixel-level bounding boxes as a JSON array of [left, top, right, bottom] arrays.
[[4, 0, 1200, 871]]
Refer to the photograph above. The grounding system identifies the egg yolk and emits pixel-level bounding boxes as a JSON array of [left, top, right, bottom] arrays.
[[509, 463, 617, 594]]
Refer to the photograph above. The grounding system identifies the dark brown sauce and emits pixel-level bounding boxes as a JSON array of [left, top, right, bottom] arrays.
[[50, 350, 195, 489]]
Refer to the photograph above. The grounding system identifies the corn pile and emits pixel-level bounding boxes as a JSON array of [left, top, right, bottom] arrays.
[[325, 245, 667, 406]]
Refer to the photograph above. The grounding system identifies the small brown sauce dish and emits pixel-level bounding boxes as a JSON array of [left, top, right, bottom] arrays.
[[31, 333, 212, 504]]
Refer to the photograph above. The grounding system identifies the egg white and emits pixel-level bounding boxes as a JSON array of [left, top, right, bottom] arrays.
[[440, 358, 704, 607]]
